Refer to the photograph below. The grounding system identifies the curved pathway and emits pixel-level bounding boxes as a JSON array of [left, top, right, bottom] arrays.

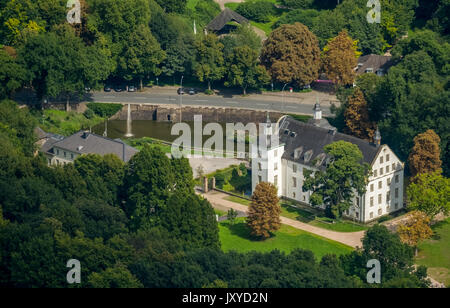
[[201, 190, 365, 248]]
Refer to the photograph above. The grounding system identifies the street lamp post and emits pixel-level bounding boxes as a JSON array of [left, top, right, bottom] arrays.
[[281, 83, 289, 114], [179, 75, 184, 122]]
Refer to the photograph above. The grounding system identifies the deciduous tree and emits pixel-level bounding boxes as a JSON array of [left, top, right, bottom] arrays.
[[322, 30, 359, 87], [193, 34, 225, 91], [303, 141, 371, 218], [247, 182, 281, 239], [407, 171, 450, 220], [224, 46, 270, 95], [408, 129, 442, 178], [397, 211, 433, 256], [261, 23, 320, 87], [344, 88, 376, 141]]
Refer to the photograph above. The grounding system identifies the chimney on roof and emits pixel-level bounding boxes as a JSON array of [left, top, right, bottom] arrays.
[[82, 131, 90, 139]]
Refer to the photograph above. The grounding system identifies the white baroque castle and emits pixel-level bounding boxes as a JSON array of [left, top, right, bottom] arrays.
[[251, 104, 404, 223]]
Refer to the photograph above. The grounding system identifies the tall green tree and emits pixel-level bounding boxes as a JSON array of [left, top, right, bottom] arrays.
[[118, 24, 165, 89], [303, 141, 371, 218], [224, 46, 270, 95], [0, 49, 26, 99], [122, 146, 175, 231], [407, 171, 450, 220], [193, 34, 225, 91]]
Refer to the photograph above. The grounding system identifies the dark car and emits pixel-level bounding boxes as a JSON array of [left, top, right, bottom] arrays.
[[177, 88, 186, 95], [114, 86, 123, 92], [104, 86, 112, 92], [188, 88, 197, 95]]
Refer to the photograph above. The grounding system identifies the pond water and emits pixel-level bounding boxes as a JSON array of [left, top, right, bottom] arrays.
[[92, 120, 257, 150]]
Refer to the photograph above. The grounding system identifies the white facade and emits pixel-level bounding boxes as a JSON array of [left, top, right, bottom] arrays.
[[252, 136, 404, 223]]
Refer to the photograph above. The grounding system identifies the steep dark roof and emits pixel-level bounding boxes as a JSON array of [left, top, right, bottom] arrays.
[[356, 54, 395, 75], [206, 8, 249, 31], [43, 131, 138, 162], [279, 116, 380, 168]]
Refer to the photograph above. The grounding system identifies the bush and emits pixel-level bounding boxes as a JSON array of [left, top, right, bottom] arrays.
[[204, 89, 214, 95], [87, 103, 123, 118], [236, 1, 276, 23], [83, 108, 95, 119], [281, 0, 314, 9]]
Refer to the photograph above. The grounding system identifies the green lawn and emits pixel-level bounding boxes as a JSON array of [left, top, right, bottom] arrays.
[[224, 196, 367, 232], [416, 218, 450, 286], [219, 218, 353, 259], [35, 109, 104, 136], [214, 209, 227, 216]]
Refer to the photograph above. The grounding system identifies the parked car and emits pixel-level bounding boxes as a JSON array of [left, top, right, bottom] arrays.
[[84, 87, 91, 93], [177, 88, 186, 95], [128, 85, 136, 92], [114, 86, 123, 92], [188, 88, 197, 95], [104, 86, 112, 92]]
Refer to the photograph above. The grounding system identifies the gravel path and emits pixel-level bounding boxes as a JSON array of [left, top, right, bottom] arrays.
[[201, 190, 365, 248]]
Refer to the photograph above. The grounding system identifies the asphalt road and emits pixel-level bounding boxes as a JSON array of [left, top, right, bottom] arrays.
[[92, 91, 333, 116]]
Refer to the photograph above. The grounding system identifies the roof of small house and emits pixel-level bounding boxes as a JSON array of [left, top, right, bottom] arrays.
[[206, 8, 249, 32], [42, 131, 138, 162], [356, 54, 395, 75], [278, 116, 380, 169]]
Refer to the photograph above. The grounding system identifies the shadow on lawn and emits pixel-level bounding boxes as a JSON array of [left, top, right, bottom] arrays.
[[222, 221, 277, 242]]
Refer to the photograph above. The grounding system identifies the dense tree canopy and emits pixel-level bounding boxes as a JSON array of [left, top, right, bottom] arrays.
[[303, 141, 371, 218], [261, 23, 321, 87]]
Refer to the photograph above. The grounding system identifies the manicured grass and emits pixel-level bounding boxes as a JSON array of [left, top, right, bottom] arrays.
[[416, 218, 450, 286], [224, 196, 367, 232], [225, 195, 251, 206], [219, 218, 353, 258], [36, 109, 104, 136], [215, 209, 227, 216]]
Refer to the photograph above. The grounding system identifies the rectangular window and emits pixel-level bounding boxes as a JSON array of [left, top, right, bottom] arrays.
[[370, 197, 374, 207], [274, 150, 278, 157], [274, 163, 278, 171], [380, 156, 384, 164], [395, 203, 398, 209], [258, 163, 262, 171], [387, 178, 391, 186], [64, 151, 67, 158], [274, 175, 278, 185], [356, 212, 359, 219], [395, 188, 399, 198], [293, 164, 297, 173], [374, 169, 378, 177], [56, 149, 60, 155], [356, 196, 360, 206], [380, 168, 384, 176], [370, 212, 374, 219], [395, 174, 399, 183], [386, 165, 390, 173], [370, 184, 374, 192], [378, 194, 382, 204], [387, 191, 390, 202], [386, 154, 390, 162], [378, 181, 382, 189], [258, 176, 262, 183], [378, 209, 382, 216], [293, 192, 296, 199], [292, 177, 297, 188], [71, 153, 74, 159]]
